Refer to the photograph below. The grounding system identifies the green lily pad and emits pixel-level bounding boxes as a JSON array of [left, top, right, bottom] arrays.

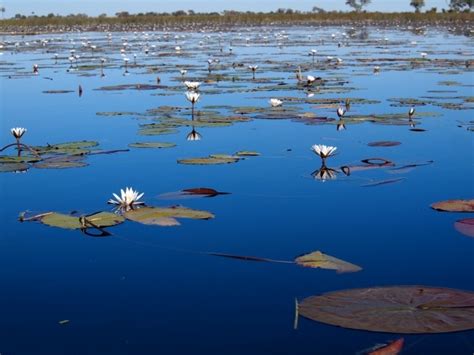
[[295, 251, 362, 273], [124, 206, 214, 225], [0, 155, 40, 163], [236, 151, 260, 157], [0, 162, 29, 173], [178, 156, 239, 165], [128, 142, 176, 149], [41, 212, 125, 230]]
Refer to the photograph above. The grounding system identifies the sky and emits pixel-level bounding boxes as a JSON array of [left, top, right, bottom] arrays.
[[0, 0, 451, 17]]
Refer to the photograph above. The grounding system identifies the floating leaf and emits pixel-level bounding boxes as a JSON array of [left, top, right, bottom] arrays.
[[0, 162, 29, 173], [454, 218, 474, 238], [361, 178, 404, 187], [236, 151, 260, 156], [128, 142, 176, 149], [41, 212, 125, 230], [158, 187, 230, 200], [299, 286, 474, 334], [124, 206, 214, 225], [177, 156, 239, 165], [0, 155, 40, 163], [34, 156, 88, 169], [368, 141, 401, 147], [431, 199, 474, 212], [365, 338, 404, 355], [295, 251, 362, 273]]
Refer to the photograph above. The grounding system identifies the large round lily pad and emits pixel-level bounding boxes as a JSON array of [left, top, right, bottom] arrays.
[[41, 212, 125, 230], [431, 199, 474, 212], [124, 206, 214, 225], [299, 286, 474, 334]]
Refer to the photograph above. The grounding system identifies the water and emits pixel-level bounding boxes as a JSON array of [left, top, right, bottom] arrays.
[[0, 26, 473, 354]]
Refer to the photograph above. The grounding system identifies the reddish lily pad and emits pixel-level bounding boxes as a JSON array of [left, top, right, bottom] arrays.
[[454, 218, 474, 237], [431, 199, 474, 212], [299, 286, 474, 334]]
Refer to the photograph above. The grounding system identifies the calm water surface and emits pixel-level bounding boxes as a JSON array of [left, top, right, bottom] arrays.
[[0, 26, 473, 354]]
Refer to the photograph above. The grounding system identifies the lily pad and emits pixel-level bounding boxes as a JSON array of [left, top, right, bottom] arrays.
[[41, 212, 125, 230], [236, 151, 260, 156], [124, 206, 214, 225], [368, 141, 401, 147], [295, 251, 362, 273], [298, 286, 474, 334], [128, 142, 176, 149], [454, 218, 474, 238], [431, 199, 474, 212], [0, 162, 29, 173], [177, 156, 239, 165]]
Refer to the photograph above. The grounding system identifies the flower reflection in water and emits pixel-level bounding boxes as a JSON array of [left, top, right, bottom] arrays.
[[311, 164, 338, 182]]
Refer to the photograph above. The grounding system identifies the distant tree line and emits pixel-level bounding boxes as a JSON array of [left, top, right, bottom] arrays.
[[6, 1, 472, 21]]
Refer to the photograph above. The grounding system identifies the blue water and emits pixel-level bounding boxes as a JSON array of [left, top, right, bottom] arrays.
[[0, 27, 473, 354]]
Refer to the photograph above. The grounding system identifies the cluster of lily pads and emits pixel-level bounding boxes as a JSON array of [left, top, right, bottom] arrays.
[[0, 127, 128, 173]]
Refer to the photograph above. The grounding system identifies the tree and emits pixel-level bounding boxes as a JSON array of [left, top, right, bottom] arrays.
[[410, 0, 425, 12], [312, 6, 326, 13], [346, 0, 371, 12], [449, 0, 472, 11]]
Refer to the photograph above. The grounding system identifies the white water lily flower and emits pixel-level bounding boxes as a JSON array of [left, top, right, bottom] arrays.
[[269, 98, 283, 107], [108, 187, 144, 210], [311, 144, 337, 159], [11, 127, 27, 139], [186, 91, 200, 104], [184, 81, 201, 90], [337, 107, 346, 118], [187, 130, 202, 141]]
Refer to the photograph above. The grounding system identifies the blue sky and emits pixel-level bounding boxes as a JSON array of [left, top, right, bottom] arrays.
[[0, 0, 450, 17]]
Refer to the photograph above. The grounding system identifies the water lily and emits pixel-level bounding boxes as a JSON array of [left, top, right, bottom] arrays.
[[184, 81, 201, 90], [186, 91, 200, 104], [311, 144, 337, 160], [186, 91, 200, 119], [249, 65, 258, 79], [187, 129, 202, 141], [11, 127, 26, 140], [108, 187, 144, 210], [269, 98, 283, 107], [337, 107, 346, 118]]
